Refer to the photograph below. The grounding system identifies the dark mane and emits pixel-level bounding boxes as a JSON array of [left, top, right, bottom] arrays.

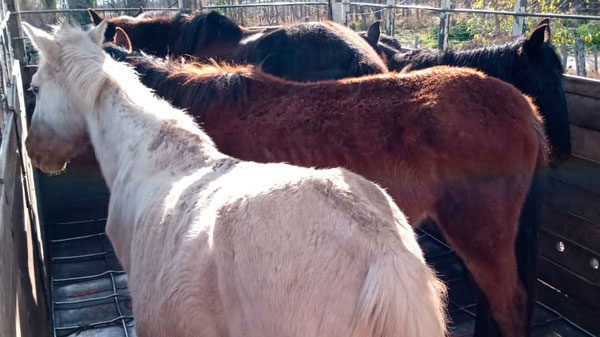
[[393, 37, 564, 83], [175, 12, 244, 56]]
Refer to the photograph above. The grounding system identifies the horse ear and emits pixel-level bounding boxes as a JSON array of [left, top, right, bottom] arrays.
[[535, 18, 550, 30], [21, 22, 59, 62], [88, 8, 104, 26], [203, 11, 242, 41], [534, 18, 551, 42], [366, 21, 381, 48], [89, 20, 108, 45], [114, 27, 132, 53], [134, 7, 143, 17], [523, 23, 549, 59]]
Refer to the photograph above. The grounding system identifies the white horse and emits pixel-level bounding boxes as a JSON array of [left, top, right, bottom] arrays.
[[22, 22, 447, 337]]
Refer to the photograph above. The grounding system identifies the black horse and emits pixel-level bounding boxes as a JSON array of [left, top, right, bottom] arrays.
[[368, 19, 570, 166], [89, 9, 388, 82]]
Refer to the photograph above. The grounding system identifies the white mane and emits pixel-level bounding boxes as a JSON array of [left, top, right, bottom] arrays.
[[51, 24, 215, 147]]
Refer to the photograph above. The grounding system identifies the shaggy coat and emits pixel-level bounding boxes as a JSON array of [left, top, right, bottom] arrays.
[[89, 9, 388, 82], [382, 20, 570, 166], [105, 46, 547, 337], [23, 22, 447, 337]]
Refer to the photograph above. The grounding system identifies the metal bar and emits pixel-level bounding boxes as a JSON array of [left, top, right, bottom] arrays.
[[205, 2, 327, 9], [54, 217, 107, 226], [532, 301, 596, 336], [348, 2, 600, 20], [14, 8, 179, 15], [98, 234, 131, 337], [14, 3, 600, 21], [54, 293, 131, 306], [50, 232, 106, 243], [54, 315, 134, 331], [51, 251, 110, 261], [52, 270, 125, 283]]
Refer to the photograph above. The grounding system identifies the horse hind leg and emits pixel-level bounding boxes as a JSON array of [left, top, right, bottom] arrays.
[[433, 177, 529, 337]]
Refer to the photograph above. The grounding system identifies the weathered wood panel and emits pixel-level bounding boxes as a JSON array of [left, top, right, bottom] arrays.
[[537, 276, 600, 337], [539, 228, 599, 284], [564, 74, 600, 99], [566, 93, 600, 132], [0, 61, 49, 337], [536, 75, 600, 334], [542, 203, 600, 257], [543, 175, 600, 225], [570, 125, 600, 164]]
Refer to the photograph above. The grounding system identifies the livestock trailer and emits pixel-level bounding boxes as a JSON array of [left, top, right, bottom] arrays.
[[0, 6, 599, 337]]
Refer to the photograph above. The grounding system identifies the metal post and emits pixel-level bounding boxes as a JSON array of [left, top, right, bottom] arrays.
[[512, 0, 527, 36], [414, 35, 419, 49], [199, 0, 208, 13], [331, 0, 345, 24], [342, 0, 349, 25], [574, 38, 586, 77], [385, 0, 395, 36], [594, 45, 598, 73], [560, 44, 568, 69], [438, 0, 449, 50], [6, 0, 24, 65], [327, 0, 333, 20]]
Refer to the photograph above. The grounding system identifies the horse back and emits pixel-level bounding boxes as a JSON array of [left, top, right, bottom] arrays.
[[242, 21, 388, 82], [199, 66, 544, 190]]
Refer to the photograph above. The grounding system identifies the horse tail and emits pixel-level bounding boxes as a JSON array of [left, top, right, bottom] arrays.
[[515, 99, 549, 335], [351, 246, 447, 337]]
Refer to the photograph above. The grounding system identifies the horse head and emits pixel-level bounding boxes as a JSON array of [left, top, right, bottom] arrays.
[[359, 22, 402, 64], [88, 9, 244, 58], [515, 19, 571, 164], [22, 22, 108, 173]]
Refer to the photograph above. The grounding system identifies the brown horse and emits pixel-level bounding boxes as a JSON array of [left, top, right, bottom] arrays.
[[104, 44, 547, 337], [88, 9, 387, 82], [367, 20, 571, 167]]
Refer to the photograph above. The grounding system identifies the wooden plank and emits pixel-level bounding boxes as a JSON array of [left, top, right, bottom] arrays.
[[570, 125, 600, 164], [537, 278, 600, 336], [0, 111, 49, 337], [548, 156, 600, 195], [543, 175, 600, 227], [0, 112, 19, 337], [542, 202, 600, 256], [538, 256, 600, 315], [566, 92, 600, 132], [539, 228, 600, 283], [564, 74, 600, 99]]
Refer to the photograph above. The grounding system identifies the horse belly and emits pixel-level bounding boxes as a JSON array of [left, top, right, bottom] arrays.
[[128, 251, 225, 337]]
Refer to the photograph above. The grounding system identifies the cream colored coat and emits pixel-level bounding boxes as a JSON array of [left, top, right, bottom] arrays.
[[22, 22, 447, 337]]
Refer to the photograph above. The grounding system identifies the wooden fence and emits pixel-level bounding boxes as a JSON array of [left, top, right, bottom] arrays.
[[0, 60, 48, 337], [537, 74, 600, 336]]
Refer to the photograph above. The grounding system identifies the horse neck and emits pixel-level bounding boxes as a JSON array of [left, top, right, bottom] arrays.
[[85, 78, 225, 191], [437, 45, 514, 80], [128, 20, 180, 56]]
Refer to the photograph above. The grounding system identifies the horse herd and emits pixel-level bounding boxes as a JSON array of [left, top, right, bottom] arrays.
[[21, 8, 571, 337]]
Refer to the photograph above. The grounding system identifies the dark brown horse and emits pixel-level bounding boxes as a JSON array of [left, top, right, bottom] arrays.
[[367, 20, 570, 167], [88, 9, 387, 82], [104, 44, 547, 337]]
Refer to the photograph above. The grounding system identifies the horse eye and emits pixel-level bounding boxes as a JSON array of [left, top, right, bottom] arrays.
[[28, 86, 40, 94]]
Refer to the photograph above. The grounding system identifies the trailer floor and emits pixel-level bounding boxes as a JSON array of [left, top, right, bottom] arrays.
[[40, 152, 596, 337]]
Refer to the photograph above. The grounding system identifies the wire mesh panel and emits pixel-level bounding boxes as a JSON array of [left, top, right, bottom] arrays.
[[49, 217, 135, 337]]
